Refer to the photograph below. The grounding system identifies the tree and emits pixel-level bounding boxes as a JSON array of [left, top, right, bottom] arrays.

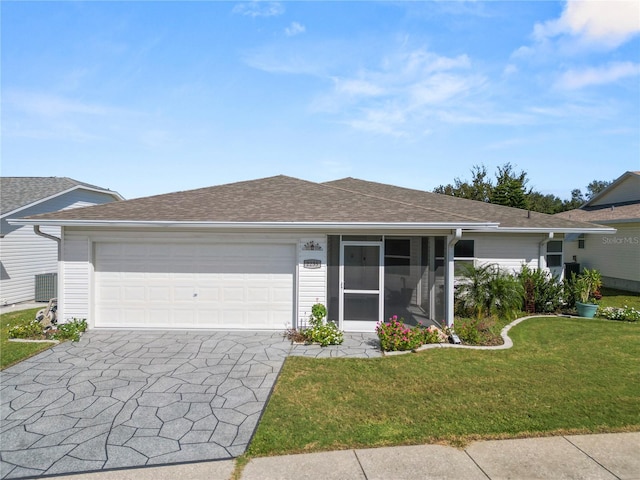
[[490, 163, 529, 209], [432, 165, 613, 214], [434, 164, 492, 202], [586, 179, 612, 200], [527, 192, 565, 214]]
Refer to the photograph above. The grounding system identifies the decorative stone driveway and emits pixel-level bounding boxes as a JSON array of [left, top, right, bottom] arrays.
[[0, 331, 381, 479]]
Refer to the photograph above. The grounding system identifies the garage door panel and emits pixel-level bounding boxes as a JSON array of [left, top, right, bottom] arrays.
[[95, 242, 295, 329]]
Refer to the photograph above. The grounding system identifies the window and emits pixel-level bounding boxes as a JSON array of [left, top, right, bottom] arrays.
[[578, 235, 585, 249], [454, 239, 475, 275], [384, 238, 410, 276], [546, 240, 563, 268]]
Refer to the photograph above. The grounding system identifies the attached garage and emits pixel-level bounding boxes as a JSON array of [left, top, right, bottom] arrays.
[[94, 242, 296, 329]]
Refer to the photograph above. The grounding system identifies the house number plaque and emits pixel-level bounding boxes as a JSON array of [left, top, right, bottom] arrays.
[[303, 259, 321, 269]]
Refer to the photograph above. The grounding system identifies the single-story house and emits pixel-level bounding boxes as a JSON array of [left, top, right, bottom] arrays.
[[10, 175, 613, 332], [1, 177, 123, 305], [557, 171, 639, 293]]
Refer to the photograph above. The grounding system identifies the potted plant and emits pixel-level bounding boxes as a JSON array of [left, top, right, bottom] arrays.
[[574, 268, 602, 318]]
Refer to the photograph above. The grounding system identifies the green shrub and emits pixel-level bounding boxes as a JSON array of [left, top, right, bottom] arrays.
[[456, 264, 523, 321], [518, 265, 564, 313], [454, 317, 502, 346], [8, 320, 44, 339], [53, 318, 87, 342]]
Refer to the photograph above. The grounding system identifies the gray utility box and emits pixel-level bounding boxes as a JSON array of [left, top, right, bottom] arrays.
[[35, 273, 57, 302]]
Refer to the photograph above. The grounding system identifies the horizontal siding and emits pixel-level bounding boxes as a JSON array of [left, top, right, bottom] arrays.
[[1, 189, 118, 304], [297, 238, 327, 327], [61, 236, 90, 322], [591, 176, 640, 206], [468, 233, 545, 274], [565, 224, 640, 282], [0, 226, 59, 304]]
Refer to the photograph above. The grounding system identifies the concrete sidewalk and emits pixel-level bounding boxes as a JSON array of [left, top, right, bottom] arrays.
[[49, 432, 639, 479]]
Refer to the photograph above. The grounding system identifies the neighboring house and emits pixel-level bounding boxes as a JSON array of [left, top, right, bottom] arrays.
[[557, 171, 640, 293], [11, 175, 612, 332], [1, 177, 123, 304]]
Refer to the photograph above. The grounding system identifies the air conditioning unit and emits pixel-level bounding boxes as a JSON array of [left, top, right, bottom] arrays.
[[35, 273, 57, 302]]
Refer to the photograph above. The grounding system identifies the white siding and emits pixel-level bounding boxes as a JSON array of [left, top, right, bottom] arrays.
[[590, 175, 640, 206], [0, 226, 59, 304], [62, 228, 328, 329], [297, 238, 327, 326], [0, 189, 118, 304], [466, 233, 548, 274], [565, 223, 640, 289], [61, 236, 90, 322]]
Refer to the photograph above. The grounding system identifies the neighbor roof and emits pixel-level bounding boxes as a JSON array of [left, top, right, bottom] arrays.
[[15, 175, 609, 232], [556, 171, 640, 224], [1, 177, 123, 217], [555, 202, 640, 223]]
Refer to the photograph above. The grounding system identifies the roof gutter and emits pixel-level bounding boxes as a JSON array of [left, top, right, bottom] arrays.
[[465, 226, 617, 234], [9, 219, 501, 230]]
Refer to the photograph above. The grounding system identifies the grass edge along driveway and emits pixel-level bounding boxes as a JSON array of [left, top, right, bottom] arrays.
[[0, 308, 55, 370], [249, 316, 640, 456]]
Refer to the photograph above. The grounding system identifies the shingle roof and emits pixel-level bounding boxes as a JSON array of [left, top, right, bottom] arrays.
[[325, 177, 599, 229], [555, 202, 640, 223], [20, 175, 605, 230], [1, 177, 121, 216]]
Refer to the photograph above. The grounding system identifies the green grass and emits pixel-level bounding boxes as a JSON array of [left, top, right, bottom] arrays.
[[1, 308, 56, 370], [600, 288, 640, 310], [249, 317, 640, 456]]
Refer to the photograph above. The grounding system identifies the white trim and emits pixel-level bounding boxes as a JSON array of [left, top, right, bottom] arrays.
[[1, 185, 123, 219], [10, 219, 616, 235], [466, 226, 616, 234], [339, 240, 384, 332], [8, 219, 499, 229]]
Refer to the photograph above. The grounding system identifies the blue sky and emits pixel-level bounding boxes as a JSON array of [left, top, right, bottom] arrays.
[[2, 1, 639, 200]]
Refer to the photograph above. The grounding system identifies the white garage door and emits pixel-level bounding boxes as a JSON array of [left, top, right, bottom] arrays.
[[95, 242, 295, 329]]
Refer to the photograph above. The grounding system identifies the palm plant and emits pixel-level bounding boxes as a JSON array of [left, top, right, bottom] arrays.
[[456, 263, 524, 320]]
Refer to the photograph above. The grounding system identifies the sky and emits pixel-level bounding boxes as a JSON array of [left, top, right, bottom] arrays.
[[2, 1, 639, 201]]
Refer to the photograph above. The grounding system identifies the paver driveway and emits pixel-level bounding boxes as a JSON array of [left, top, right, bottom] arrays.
[[0, 330, 293, 479], [1, 330, 381, 479]]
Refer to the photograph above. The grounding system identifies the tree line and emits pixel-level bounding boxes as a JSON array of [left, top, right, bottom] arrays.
[[433, 163, 612, 214]]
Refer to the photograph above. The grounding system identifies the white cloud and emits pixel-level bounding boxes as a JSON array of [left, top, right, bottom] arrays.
[[232, 1, 284, 18], [503, 64, 518, 76], [534, 0, 640, 48], [556, 61, 640, 89], [332, 78, 385, 97], [285, 22, 305, 37], [5, 90, 126, 117]]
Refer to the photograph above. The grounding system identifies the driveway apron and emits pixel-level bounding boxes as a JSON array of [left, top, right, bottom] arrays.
[[0, 330, 291, 479]]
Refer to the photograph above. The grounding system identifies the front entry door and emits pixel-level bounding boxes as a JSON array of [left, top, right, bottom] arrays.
[[340, 242, 383, 332]]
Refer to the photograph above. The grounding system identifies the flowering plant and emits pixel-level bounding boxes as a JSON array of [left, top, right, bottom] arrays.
[[597, 305, 639, 322], [375, 315, 422, 351]]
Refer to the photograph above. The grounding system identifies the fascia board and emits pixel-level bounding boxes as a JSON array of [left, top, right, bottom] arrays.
[[0, 186, 124, 219], [8, 219, 501, 230], [466, 226, 617, 234]]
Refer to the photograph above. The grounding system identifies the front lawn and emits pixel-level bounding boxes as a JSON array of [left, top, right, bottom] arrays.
[[600, 287, 640, 310], [0, 308, 56, 370], [249, 317, 640, 456]]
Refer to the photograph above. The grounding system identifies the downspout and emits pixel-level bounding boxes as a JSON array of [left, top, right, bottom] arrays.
[[34, 226, 62, 311], [445, 228, 462, 328], [538, 232, 554, 270], [34, 225, 61, 258]]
